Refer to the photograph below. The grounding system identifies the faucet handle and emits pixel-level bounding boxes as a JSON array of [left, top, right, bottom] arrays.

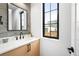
[[19, 36, 21, 39], [23, 36, 24, 39], [16, 37, 18, 40]]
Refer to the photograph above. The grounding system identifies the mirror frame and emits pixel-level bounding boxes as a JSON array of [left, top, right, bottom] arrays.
[[43, 3, 59, 39], [7, 3, 28, 31]]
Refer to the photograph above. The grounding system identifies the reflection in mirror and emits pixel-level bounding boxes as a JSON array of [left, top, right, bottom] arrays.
[[43, 3, 59, 39], [8, 3, 27, 31], [20, 11, 27, 30]]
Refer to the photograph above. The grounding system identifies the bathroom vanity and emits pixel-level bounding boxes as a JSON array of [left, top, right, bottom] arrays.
[[0, 36, 40, 56], [0, 3, 40, 56]]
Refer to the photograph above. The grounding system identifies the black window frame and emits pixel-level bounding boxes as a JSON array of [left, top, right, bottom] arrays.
[[43, 3, 59, 39]]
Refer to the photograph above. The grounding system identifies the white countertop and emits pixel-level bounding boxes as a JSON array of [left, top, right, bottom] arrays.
[[0, 36, 40, 54]]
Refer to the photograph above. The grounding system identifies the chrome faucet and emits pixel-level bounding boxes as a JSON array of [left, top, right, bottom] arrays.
[[20, 32, 24, 39]]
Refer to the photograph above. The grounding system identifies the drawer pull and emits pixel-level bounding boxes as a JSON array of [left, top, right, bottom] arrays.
[[27, 44, 31, 52]]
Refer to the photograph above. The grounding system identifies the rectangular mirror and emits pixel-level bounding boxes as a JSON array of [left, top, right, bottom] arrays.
[[7, 3, 28, 31]]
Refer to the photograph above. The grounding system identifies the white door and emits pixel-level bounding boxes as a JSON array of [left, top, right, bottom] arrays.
[[71, 3, 76, 56], [71, 3, 79, 56], [68, 3, 79, 56], [59, 3, 72, 56], [75, 3, 79, 56]]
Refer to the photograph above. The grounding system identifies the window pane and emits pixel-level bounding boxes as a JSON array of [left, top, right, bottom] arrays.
[[51, 3, 57, 11], [50, 10, 57, 37], [44, 12, 51, 36], [45, 3, 50, 12]]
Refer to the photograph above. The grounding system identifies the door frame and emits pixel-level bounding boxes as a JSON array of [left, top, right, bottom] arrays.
[[71, 3, 77, 56]]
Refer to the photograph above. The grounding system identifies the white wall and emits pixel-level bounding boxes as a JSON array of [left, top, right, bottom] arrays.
[[31, 3, 42, 37], [31, 3, 72, 56]]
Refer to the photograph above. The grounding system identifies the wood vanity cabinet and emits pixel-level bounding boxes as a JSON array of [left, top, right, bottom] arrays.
[[31, 39, 40, 56], [0, 39, 40, 56]]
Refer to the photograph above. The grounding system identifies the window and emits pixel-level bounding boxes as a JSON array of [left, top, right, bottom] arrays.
[[43, 3, 59, 39]]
